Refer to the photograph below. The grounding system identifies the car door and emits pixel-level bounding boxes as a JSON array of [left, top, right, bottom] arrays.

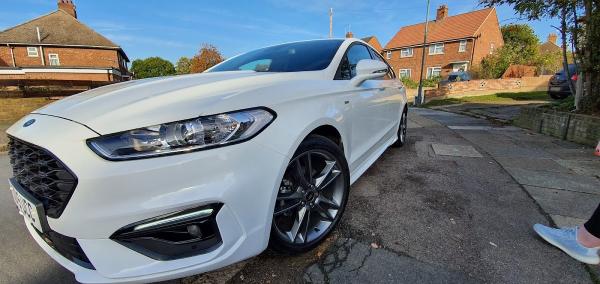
[[367, 47, 404, 137], [336, 43, 389, 172]]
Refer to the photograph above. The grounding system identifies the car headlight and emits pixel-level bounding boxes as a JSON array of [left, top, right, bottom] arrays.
[[87, 108, 275, 161]]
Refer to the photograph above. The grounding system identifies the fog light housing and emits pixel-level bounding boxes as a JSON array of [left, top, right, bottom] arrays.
[[110, 204, 223, 260]]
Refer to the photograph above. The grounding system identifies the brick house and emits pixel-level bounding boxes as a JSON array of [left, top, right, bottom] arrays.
[[361, 36, 382, 52], [382, 5, 503, 81], [0, 0, 130, 96], [539, 33, 561, 54]]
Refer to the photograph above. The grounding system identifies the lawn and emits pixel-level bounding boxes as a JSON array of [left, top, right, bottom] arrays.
[[422, 91, 550, 107]]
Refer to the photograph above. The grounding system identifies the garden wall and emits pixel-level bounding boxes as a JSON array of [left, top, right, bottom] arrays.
[[514, 106, 600, 146], [425, 75, 551, 100]]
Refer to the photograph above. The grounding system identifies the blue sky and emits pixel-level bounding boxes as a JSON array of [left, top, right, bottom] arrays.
[[0, 0, 561, 63]]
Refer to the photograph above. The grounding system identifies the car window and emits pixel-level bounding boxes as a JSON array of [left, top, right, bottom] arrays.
[[367, 47, 395, 79], [209, 40, 343, 73], [238, 59, 272, 72], [336, 44, 372, 80]]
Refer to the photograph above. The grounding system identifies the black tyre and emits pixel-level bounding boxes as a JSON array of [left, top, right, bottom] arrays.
[[269, 135, 350, 254], [391, 109, 408, 148]]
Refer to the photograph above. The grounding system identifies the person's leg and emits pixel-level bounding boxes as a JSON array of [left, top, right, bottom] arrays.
[[580, 204, 600, 248]]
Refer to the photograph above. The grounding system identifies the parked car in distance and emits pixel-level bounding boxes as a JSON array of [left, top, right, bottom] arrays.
[[6, 39, 407, 283], [440, 71, 471, 84], [548, 64, 578, 99]]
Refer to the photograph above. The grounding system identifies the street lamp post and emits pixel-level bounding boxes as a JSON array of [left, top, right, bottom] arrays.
[[415, 0, 431, 106]]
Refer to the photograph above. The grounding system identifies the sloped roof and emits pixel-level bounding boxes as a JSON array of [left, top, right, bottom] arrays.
[[384, 7, 496, 50], [361, 36, 382, 51], [539, 41, 561, 54], [361, 36, 375, 42], [0, 9, 128, 60]]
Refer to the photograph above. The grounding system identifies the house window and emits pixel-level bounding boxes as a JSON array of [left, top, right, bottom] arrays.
[[400, 48, 413, 58], [48, 54, 60, 66], [399, 69, 411, 79], [428, 43, 444, 55], [386, 51, 392, 59], [427, 67, 442, 78], [459, 40, 467, 52], [27, 47, 39, 57]]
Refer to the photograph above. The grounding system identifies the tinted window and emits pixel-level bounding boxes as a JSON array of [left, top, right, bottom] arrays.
[[209, 40, 343, 73], [337, 44, 372, 80]]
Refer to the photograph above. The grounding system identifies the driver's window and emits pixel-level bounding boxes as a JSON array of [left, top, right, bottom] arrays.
[[338, 44, 372, 80]]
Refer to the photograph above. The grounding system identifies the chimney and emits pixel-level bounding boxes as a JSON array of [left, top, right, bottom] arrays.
[[58, 0, 77, 18], [345, 31, 354, 38], [547, 33, 558, 44], [436, 5, 448, 21]]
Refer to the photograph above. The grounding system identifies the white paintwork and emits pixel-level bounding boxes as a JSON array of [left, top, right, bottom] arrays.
[[6, 38, 407, 283], [350, 59, 388, 86]]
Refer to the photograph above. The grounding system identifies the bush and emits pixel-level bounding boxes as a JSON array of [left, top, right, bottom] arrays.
[[401, 77, 418, 89], [401, 76, 440, 88]]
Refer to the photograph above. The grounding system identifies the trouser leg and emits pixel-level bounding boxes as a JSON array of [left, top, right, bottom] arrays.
[[584, 203, 600, 239]]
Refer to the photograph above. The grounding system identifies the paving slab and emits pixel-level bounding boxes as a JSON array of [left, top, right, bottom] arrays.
[[506, 168, 600, 195], [303, 238, 479, 284], [525, 185, 600, 219], [431, 143, 483, 158], [551, 215, 587, 228], [494, 157, 571, 173], [556, 159, 600, 177], [545, 148, 598, 161], [408, 113, 444, 128]]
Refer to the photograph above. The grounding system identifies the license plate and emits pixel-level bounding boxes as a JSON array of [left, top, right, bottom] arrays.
[[550, 87, 561, 92], [9, 179, 47, 233]]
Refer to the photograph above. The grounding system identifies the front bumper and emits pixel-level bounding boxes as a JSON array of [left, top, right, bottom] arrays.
[[7, 114, 288, 283]]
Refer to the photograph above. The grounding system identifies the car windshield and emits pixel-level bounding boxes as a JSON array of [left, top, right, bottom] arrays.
[[208, 40, 343, 73]]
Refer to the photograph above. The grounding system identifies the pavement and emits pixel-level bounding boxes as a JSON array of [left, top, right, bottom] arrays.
[[1, 108, 599, 283]]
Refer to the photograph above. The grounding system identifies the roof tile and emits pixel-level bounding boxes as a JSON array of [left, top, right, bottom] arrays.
[[384, 8, 495, 50], [0, 10, 119, 48]]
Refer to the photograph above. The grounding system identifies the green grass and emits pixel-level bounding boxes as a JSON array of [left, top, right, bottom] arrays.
[[541, 96, 575, 112], [422, 91, 549, 107]]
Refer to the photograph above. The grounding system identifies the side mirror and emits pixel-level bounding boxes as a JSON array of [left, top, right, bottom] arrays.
[[350, 59, 388, 87]]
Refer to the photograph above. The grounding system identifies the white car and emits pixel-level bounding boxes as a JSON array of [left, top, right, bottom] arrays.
[[6, 39, 407, 283]]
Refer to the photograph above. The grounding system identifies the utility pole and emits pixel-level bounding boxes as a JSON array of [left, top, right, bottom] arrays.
[[415, 0, 431, 106], [329, 8, 333, 38]]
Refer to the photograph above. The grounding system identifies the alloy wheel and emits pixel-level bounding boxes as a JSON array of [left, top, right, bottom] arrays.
[[273, 150, 345, 245]]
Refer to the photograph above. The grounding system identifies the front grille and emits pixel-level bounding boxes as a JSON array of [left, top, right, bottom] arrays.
[[8, 137, 77, 218], [36, 229, 95, 270]]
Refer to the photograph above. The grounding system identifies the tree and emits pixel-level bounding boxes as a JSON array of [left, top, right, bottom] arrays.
[[501, 24, 540, 64], [190, 44, 224, 73], [479, 0, 600, 112], [175, 57, 192, 75], [474, 24, 551, 79], [130, 57, 176, 79]]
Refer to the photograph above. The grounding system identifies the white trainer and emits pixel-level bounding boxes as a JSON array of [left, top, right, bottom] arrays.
[[533, 224, 600, 264]]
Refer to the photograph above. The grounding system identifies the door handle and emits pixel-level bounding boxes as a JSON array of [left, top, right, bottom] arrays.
[[344, 100, 350, 104]]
